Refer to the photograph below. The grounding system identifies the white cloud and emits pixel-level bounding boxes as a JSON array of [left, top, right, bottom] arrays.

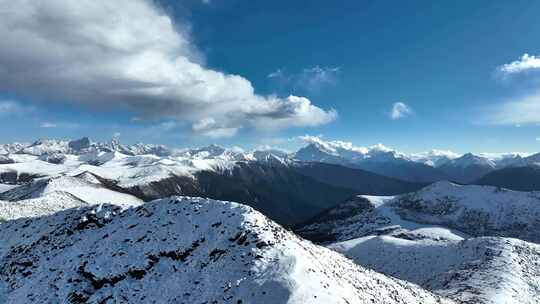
[[40, 122, 57, 128], [192, 117, 238, 138], [39, 121, 80, 129], [0, 100, 33, 115], [483, 91, 540, 125], [298, 66, 340, 92], [267, 66, 340, 92], [498, 53, 540, 76], [252, 96, 337, 130], [0, 0, 336, 137], [267, 69, 283, 79], [536, 137, 540, 142], [298, 66, 340, 91], [0, 100, 21, 114], [390, 102, 412, 120], [158, 121, 178, 131]]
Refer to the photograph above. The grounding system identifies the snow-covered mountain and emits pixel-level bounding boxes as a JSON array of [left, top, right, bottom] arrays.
[[293, 137, 537, 184], [2, 136, 540, 303], [2, 136, 539, 187], [0, 137, 435, 226], [437, 153, 496, 183], [0, 175, 142, 206], [0, 142, 29, 155], [294, 140, 409, 165], [0, 191, 90, 222], [296, 181, 540, 303], [504, 152, 540, 168], [408, 150, 460, 167], [0, 196, 450, 304], [441, 153, 496, 168], [0, 155, 14, 164], [298, 181, 540, 243], [294, 140, 446, 183], [3, 137, 172, 157], [0, 173, 143, 222], [330, 236, 540, 304]]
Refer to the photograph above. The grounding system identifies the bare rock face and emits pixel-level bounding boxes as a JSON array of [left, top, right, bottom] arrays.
[[68, 137, 91, 152], [0, 155, 14, 165], [38, 152, 67, 164]]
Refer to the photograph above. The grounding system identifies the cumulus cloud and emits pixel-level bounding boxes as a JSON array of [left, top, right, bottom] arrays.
[[482, 91, 540, 125], [497, 53, 540, 76], [252, 96, 337, 129], [390, 102, 412, 120], [0, 0, 336, 138], [192, 117, 238, 138]]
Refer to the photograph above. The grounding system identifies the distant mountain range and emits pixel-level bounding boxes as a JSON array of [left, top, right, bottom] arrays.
[[0, 137, 419, 226], [293, 137, 540, 186], [1, 136, 540, 204]]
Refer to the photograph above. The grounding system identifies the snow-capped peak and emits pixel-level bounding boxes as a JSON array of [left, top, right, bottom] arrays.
[[409, 149, 461, 167], [297, 135, 369, 155], [294, 136, 410, 164], [444, 153, 496, 168]]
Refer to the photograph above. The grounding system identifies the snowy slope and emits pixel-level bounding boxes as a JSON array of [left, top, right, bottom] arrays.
[[0, 144, 241, 188], [0, 191, 89, 221], [298, 181, 540, 244], [395, 181, 540, 242], [296, 182, 540, 303], [0, 175, 142, 206], [0, 184, 17, 193], [0, 197, 450, 304], [20, 139, 71, 156], [297, 193, 468, 244], [0, 157, 71, 183], [0, 143, 29, 155], [329, 236, 540, 304]]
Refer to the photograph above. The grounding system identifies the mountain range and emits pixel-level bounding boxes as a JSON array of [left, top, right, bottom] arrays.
[[1, 136, 539, 207], [2, 137, 540, 303], [293, 138, 539, 184]]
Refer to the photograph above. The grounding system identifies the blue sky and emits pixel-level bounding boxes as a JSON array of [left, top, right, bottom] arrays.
[[2, 0, 540, 153]]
